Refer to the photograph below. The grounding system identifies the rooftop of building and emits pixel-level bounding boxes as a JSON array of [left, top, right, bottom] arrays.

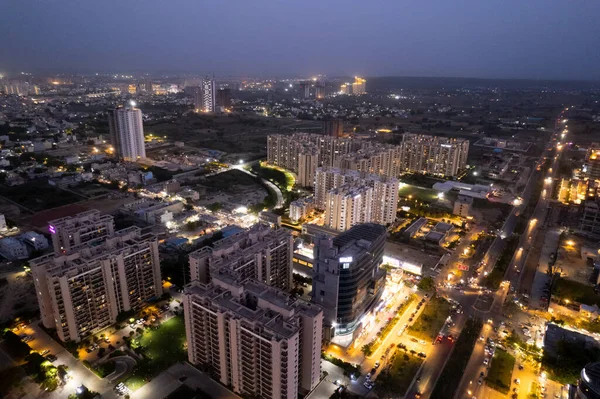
[[333, 223, 386, 251], [185, 273, 321, 339]]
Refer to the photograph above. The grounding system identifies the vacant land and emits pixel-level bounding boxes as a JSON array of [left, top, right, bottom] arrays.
[[486, 349, 515, 394], [552, 278, 600, 307], [1, 182, 82, 212], [408, 296, 450, 341]]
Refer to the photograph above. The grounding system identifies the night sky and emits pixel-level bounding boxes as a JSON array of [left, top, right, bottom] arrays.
[[1, 0, 599, 80]]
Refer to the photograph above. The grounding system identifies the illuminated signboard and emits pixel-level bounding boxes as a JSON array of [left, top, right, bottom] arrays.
[[339, 257, 353, 263], [49, 225, 56, 234]]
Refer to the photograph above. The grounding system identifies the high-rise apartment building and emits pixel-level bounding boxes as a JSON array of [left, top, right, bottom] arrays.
[[31, 213, 162, 342], [201, 76, 216, 112], [216, 88, 232, 108], [144, 78, 153, 93], [192, 86, 203, 112], [183, 271, 323, 398], [318, 168, 399, 231], [312, 223, 386, 341], [322, 119, 343, 138], [315, 81, 325, 99], [339, 83, 351, 95], [267, 133, 401, 187], [188, 223, 293, 291], [108, 104, 146, 161], [399, 133, 469, 177], [48, 210, 115, 253]]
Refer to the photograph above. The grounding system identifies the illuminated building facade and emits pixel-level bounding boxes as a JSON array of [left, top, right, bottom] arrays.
[[399, 133, 469, 177], [108, 104, 146, 161], [201, 76, 216, 112], [31, 214, 162, 342], [184, 272, 323, 398], [312, 223, 386, 342]]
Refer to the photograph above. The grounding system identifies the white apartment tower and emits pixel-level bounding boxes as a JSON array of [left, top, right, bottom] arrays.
[[108, 104, 146, 161], [201, 76, 216, 112], [183, 271, 323, 399], [48, 210, 115, 253], [316, 167, 399, 231], [188, 223, 293, 291], [31, 213, 162, 342]]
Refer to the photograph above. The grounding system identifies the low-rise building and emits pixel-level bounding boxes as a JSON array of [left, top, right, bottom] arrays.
[[21, 231, 49, 251], [0, 237, 28, 260]]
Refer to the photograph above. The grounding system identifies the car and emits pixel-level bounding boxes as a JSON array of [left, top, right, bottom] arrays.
[[480, 371, 485, 377], [415, 392, 422, 398], [483, 358, 489, 365], [411, 338, 418, 343], [40, 349, 50, 356], [478, 377, 483, 385], [409, 317, 413, 322], [366, 372, 372, 379], [371, 367, 376, 375], [374, 361, 380, 368], [363, 381, 373, 389], [104, 337, 110, 343], [45, 354, 57, 362], [514, 378, 520, 385], [86, 347, 93, 353]]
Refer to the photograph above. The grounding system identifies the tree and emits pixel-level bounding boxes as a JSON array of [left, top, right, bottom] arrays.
[[417, 277, 435, 291]]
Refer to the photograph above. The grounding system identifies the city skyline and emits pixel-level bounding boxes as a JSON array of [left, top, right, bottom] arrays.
[[1, 1, 600, 80]]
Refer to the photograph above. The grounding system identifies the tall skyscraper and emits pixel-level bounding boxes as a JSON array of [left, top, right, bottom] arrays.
[[31, 211, 162, 342], [108, 103, 146, 161], [312, 223, 386, 343], [201, 76, 216, 112], [184, 270, 323, 398]]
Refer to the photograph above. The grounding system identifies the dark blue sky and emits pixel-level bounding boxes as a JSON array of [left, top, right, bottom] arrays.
[[2, 0, 599, 80]]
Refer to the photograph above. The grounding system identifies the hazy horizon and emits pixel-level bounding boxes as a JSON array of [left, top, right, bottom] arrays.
[[2, 0, 599, 81]]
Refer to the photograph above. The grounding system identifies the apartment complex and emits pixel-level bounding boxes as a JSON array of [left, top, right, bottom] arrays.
[[31, 213, 162, 342], [184, 271, 323, 398], [398, 133, 469, 177], [266, 133, 401, 187], [314, 167, 399, 231], [108, 104, 146, 161], [312, 223, 386, 341], [188, 223, 293, 291]]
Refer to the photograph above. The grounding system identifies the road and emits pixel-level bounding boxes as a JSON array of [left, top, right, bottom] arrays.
[[406, 112, 567, 399], [452, 111, 568, 399]]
